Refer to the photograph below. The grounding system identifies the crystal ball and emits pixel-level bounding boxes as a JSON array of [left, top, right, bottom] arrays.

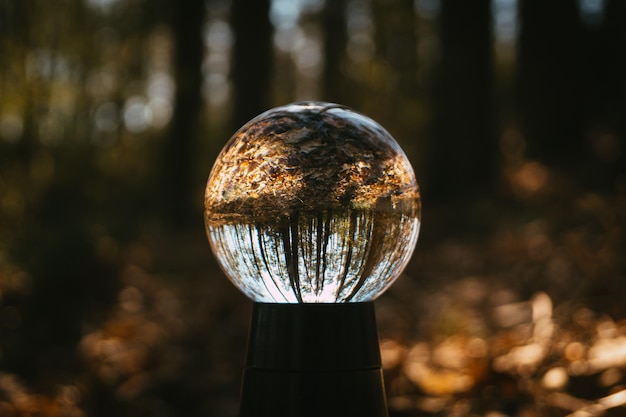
[[205, 102, 421, 303]]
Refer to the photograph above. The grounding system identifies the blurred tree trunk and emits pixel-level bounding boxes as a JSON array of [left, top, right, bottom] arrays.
[[369, 0, 421, 170], [1, 0, 36, 163], [322, 0, 348, 103], [371, 0, 419, 98], [595, 0, 626, 187], [429, 0, 494, 202], [163, 0, 205, 228], [231, 0, 272, 131], [516, 0, 585, 170], [606, 0, 626, 182]]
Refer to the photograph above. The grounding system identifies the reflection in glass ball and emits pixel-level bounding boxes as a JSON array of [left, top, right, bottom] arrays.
[[205, 102, 421, 303]]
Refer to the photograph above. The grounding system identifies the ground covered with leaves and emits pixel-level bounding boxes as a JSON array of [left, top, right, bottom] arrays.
[[1, 168, 625, 417]]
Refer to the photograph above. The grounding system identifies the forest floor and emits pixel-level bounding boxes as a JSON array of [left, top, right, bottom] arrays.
[[1, 171, 625, 417]]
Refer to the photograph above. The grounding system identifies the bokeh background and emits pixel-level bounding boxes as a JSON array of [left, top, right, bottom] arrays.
[[1, 0, 625, 415]]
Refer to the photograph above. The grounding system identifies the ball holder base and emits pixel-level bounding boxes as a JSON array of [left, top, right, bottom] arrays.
[[239, 302, 388, 417]]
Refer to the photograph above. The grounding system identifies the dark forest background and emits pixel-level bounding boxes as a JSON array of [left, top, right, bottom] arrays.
[[1, 0, 625, 416]]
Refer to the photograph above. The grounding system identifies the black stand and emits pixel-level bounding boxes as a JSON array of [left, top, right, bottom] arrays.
[[239, 302, 388, 417]]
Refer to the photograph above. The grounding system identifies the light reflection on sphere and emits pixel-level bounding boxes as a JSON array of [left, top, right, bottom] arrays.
[[205, 102, 421, 303]]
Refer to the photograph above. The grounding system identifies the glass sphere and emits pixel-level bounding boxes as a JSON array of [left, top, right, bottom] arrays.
[[205, 102, 421, 303]]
